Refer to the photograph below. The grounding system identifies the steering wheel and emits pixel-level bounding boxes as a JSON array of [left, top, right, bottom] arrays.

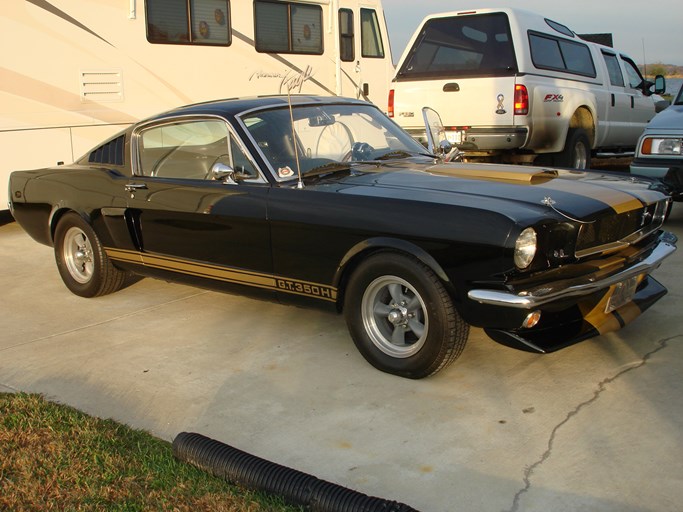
[[342, 142, 374, 162]]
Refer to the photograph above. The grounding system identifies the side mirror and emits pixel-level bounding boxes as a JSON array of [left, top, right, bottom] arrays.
[[654, 75, 666, 95], [422, 107, 451, 156], [210, 162, 238, 185]]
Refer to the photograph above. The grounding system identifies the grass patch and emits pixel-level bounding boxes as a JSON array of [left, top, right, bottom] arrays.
[[0, 393, 301, 511]]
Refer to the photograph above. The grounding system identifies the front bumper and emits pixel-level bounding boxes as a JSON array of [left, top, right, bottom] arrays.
[[467, 234, 676, 308], [467, 232, 677, 353]]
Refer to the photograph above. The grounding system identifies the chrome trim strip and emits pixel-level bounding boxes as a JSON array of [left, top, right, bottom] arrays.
[[468, 237, 676, 309]]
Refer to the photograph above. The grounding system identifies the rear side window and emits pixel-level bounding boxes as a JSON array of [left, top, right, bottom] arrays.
[[602, 52, 625, 87], [339, 9, 354, 62], [396, 13, 516, 79], [146, 0, 231, 46], [529, 32, 596, 77], [255, 1, 323, 54]]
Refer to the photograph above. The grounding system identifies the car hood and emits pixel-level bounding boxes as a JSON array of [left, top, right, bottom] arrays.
[[326, 161, 665, 222], [645, 104, 683, 130]]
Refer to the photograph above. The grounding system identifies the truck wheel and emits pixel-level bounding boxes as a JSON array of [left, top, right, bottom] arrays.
[[343, 252, 469, 379], [54, 212, 127, 298], [556, 128, 591, 169]]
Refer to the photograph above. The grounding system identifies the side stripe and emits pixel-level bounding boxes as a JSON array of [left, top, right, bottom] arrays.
[[105, 248, 337, 302]]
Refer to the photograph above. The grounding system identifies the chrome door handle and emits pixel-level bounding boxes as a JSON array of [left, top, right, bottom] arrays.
[[124, 183, 148, 192]]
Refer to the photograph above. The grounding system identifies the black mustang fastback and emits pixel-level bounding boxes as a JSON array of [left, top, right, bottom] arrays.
[[9, 96, 677, 378]]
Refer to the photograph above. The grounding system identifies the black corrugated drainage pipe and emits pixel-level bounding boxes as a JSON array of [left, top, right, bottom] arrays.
[[173, 432, 420, 512]]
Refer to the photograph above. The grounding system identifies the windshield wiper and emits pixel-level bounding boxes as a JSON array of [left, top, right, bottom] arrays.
[[302, 162, 352, 177], [375, 150, 433, 160]]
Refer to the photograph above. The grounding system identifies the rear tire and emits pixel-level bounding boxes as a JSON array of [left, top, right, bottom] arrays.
[[344, 252, 469, 379], [555, 128, 591, 169], [54, 213, 127, 297]]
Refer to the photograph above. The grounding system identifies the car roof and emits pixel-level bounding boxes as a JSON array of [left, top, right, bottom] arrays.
[[146, 95, 370, 122]]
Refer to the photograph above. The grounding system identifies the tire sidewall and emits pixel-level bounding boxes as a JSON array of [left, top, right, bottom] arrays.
[[561, 128, 591, 169], [344, 253, 455, 378], [54, 213, 105, 298]]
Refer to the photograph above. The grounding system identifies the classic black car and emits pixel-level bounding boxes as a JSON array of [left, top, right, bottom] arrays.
[[9, 96, 677, 378]]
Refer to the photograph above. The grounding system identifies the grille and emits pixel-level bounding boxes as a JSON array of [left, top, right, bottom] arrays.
[[576, 201, 666, 257]]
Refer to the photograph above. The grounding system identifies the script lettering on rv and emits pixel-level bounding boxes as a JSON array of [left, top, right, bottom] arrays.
[[249, 66, 314, 94]]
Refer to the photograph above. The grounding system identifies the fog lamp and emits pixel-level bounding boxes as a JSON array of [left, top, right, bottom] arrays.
[[522, 310, 541, 329]]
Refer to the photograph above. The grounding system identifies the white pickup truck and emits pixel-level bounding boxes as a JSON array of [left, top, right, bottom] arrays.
[[389, 7, 666, 169]]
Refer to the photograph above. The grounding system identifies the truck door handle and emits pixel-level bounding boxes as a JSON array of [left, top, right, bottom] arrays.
[[124, 183, 148, 192], [611, 93, 615, 107], [631, 96, 635, 108], [443, 83, 460, 92]]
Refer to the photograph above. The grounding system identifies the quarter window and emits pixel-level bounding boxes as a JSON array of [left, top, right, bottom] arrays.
[[360, 9, 384, 58], [255, 1, 323, 54], [146, 0, 231, 46]]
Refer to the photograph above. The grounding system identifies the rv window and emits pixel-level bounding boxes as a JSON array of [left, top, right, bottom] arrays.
[[339, 9, 354, 62], [146, 0, 231, 46], [529, 32, 596, 78], [602, 52, 625, 87], [255, 1, 323, 55], [360, 9, 384, 58]]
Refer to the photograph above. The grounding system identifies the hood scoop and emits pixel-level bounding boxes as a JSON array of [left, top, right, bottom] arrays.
[[428, 164, 559, 184]]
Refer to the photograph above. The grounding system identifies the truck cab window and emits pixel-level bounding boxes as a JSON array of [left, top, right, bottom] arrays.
[[602, 52, 625, 87]]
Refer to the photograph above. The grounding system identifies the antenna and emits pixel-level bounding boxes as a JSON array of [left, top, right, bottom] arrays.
[[642, 38, 647, 77], [286, 87, 304, 189]]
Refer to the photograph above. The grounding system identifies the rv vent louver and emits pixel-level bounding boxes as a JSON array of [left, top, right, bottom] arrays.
[[80, 70, 123, 102], [89, 135, 125, 166]]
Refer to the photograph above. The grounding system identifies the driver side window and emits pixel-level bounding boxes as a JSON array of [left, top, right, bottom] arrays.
[[137, 119, 259, 180]]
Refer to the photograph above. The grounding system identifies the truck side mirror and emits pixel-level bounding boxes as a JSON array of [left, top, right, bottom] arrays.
[[654, 75, 666, 95]]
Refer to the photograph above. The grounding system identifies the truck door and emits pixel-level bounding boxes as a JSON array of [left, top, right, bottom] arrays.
[[621, 56, 656, 144], [600, 51, 632, 146]]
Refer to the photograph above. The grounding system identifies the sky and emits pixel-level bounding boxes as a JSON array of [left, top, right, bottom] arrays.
[[382, 0, 683, 67]]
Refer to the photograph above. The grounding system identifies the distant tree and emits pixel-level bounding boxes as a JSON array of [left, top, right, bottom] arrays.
[[643, 62, 667, 77]]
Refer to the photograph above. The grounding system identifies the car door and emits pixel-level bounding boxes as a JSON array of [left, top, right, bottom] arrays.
[[123, 117, 273, 287]]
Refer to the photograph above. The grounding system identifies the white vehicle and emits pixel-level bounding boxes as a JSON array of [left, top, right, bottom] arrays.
[[389, 7, 665, 169], [1, 0, 394, 211]]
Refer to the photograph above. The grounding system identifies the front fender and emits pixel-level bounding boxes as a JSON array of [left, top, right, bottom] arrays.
[[334, 237, 451, 303]]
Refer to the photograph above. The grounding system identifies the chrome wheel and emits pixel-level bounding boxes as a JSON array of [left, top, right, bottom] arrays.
[[62, 226, 94, 284], [361, 275, 428, 358], [573, 140, 588, 169]]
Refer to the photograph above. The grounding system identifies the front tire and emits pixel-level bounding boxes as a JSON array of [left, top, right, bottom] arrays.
[[54, 213, 127, 297], [344, 252, 469, 378]]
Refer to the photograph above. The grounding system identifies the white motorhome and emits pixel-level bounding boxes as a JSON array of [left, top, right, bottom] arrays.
[[1, 0, 394, 211]]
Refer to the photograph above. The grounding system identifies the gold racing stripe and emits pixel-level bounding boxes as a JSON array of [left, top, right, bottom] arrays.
[[542, 179, 644, 214], [580, 274, 645, 334], [105, 248, 337, 302]]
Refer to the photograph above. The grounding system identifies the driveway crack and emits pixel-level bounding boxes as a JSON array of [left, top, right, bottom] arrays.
[[504, 335, 680, 512]]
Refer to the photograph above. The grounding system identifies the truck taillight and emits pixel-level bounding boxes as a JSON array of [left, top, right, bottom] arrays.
[[514, 85, 529, 115], [388, 89, 394, 118]]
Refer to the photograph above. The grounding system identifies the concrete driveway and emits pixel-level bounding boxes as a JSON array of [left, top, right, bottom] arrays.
[[1, 206, 682, 512]]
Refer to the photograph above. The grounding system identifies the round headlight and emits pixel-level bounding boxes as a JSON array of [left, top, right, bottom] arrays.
[[515, 227, 537, 269]]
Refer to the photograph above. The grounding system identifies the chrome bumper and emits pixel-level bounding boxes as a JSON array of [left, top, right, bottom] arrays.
[[467, 234, 677, 309]]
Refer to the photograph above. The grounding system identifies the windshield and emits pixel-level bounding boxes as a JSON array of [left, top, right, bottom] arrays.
[[675, 84, 683, 106], [240, 103, 430, 180]]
